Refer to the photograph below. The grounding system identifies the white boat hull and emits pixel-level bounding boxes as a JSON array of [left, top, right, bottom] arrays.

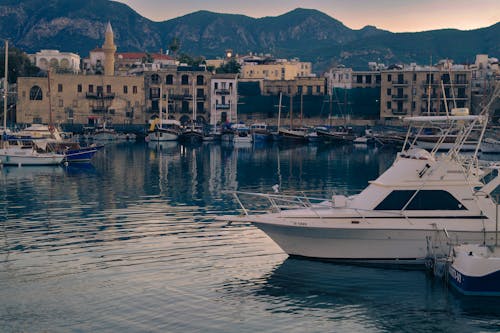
[[147, 131, 179, 142], [252, 220, 496, 263], [0, 151, 64, 165]]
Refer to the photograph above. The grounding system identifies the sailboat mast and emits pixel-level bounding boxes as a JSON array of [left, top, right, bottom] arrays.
[[3, 40, 7, 133], [289, 94, 293, 130], [277, 92, 282, 130], [300, 93, 303, 123], [47, 69, 54, 132], [192, 76, 196, 130], [159, 84, 163, 122]]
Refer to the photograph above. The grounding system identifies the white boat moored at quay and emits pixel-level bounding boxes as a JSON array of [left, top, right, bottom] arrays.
[[218, 112, 500, 266]]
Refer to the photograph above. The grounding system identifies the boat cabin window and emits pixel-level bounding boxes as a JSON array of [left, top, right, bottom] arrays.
[[374, 190, 466, 210]]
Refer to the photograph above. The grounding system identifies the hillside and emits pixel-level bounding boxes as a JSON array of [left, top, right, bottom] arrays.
[[0, 0, 498, 72]]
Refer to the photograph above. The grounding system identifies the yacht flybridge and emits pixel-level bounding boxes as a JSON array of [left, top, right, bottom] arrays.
[[219, 112, 500, 265]]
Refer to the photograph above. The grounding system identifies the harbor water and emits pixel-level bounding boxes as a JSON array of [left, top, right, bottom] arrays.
[[1, 142, 500, 332]]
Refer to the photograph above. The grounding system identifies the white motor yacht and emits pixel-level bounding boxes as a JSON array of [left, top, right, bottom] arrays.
[[219, 114, 500, 265]]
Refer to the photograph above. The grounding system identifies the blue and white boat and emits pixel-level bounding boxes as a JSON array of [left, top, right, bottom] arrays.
[[250, 122, 272, 142], [448, 243, 500, 296]]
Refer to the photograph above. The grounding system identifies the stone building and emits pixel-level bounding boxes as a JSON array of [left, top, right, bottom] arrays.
[[143, 66, 212, 125], [17, 74, 145, 127], [32, 50, 81, 73], [240, 58, 313, 80]]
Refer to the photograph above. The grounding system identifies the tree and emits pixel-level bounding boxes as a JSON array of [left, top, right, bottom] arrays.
[[216, 59, 241, 74], [0, 44, 40, 83], [177, 53, 205, 67], [168, 37, 180, 56]]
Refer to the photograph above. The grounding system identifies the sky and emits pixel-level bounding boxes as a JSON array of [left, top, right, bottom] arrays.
[[116, 0, 500, 32]]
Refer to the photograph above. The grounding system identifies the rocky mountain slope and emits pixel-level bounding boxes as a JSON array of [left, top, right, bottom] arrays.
[[0, 0, 498, 71]]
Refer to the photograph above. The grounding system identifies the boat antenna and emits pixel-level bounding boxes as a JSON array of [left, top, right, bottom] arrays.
[[3, 40, 8, 146]]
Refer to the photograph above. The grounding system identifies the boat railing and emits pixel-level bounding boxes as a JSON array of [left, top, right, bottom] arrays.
[[225, 190, 414, 220], [226, 190, 333, 216]]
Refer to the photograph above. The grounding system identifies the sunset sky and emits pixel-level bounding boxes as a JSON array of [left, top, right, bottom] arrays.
[[116, 0, 499, 32]]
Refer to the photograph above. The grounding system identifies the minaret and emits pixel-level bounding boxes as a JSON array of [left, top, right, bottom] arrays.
[[102, 22, 116, 76]]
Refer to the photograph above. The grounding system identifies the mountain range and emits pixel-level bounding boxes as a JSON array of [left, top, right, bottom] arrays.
[[0, 0, 499, 72]]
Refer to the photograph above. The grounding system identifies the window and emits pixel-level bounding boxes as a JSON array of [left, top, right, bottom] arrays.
[[29, 86, 43, 100], [151, 74, 160, 84], [58, 84, 63, 92], [214, 82, 218, 90], [88, 84, 94, 93], [386, 101, 392, 109], [133, 86, 138, 94], [387, 88, 391, 96], [366, 75, 372, 84], [197, 75, 204, 85], [316, 86, 321, 93], [106, 85, 111, 93], [181, 75, 189, 85], [166, 75, 173, 85], [307, 86, 313, 95], [387, 74, 392, 82], [374, 190, 466, 211], [123, 85, 128, 94], [197, 88, 204, 98], [77, 84, 82, 93]]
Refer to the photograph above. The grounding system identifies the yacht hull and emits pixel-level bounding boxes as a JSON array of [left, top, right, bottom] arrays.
[[251, 219, 496, 264]]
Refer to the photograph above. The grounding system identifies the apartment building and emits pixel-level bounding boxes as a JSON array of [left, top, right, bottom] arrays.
[[143, 66, 212, 124], [210, 74, 238, 126], [380, 66, 472, 119]]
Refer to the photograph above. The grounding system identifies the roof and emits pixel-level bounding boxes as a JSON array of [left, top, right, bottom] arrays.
[[117, 52, 175, 61]]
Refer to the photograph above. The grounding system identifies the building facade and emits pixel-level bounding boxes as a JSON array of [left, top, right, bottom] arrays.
[[380, 67, 472, 119], [240, 60, 313, 80], [143, 66, 212, 124], [33, 50, 81, 73], [210, 74, 238, 126], [17, 74, 145, 127]]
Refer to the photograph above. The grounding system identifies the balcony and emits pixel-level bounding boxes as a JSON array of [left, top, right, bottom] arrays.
[[392, 80, 408, 86], [86, 92, 115, 100], [215, 89, 230, 95], [391, 94, 408, 100], [216, 104, 230, 110], [421, 94, 438, 99], [392, 109, 408, 115], [91, 106, 107, 113], [170, 94, 192, 100]]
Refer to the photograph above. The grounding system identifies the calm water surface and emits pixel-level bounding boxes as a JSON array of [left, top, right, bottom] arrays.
[[1, 142, 500, 333]]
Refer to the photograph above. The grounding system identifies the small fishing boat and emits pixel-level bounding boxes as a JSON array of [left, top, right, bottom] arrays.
[[250, 123, 272, 142], [147, 118, 181, 142], [0, 139, 65, 166], [232, 124, 252, 143], [448, 243, 500, 296], [316, 126, 356, 144]]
